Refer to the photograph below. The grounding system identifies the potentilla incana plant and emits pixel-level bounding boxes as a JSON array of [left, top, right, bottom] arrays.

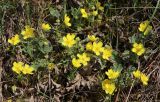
[[6, 0, 155, 101]]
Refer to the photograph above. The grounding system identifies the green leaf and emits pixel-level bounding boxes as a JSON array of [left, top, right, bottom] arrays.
[[113, 63, 123, 71], [67, 69, 77, 81], [122, 50, 130, 59], [49, 7, 60, 17], [129, 34, 136, 43], [31, 59, 49, 70], [71, 7, 80, 19], [38, 40, 52, 54], [111, 50, 121, 64], [22, 44, 34, 57]]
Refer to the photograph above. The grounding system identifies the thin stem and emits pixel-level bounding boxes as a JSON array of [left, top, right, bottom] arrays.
[[149, 0, 160, 22], [49, 70, 51, 102], [109, 7, 160, 9], [125, 80, 135, 102]]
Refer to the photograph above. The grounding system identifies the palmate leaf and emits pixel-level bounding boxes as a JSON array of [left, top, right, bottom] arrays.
[[113, 63, 123, 71], [71, 7, 80, 19], [22, 43, 34, 57], [38, 39, 53, 54], [31, 59, 49, 70], [49, 7, 60, 17], [129, 34, 137, 44]]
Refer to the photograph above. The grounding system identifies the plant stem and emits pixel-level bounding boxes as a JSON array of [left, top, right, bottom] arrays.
[[149, 0, 160, 22], [49, 70, 51, 102], [125, 80, 135, 102]]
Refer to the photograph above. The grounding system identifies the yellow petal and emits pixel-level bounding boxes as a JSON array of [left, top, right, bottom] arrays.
[[133, 70, 141, 79]]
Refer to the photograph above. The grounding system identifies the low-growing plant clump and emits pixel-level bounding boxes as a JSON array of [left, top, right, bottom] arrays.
[[0, 0, 160, 101]]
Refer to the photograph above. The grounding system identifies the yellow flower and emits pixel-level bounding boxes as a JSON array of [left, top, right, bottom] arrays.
[[140, 73, 149, 86], [80, 8, 88, 18], [12, 62, 34, 75], [48, 63, 55, 70], [72, 58, 81, 68], [88, 35, 98, 42], [64, 14, 71, 27], [41, 23, 51, 31], [92, 10, 98, 16], [86, 42, 93, 51], [96, 2, 104, 11], [102, 79, 116, 95], [105, 69, 120, 79], [62, 33, 76, 47], [138, 20, 152, 35], [77, 53, 90, 66], [133, 70, 149, 86], [92, 41, 103, 56], [8, 34, 20, 45], [131, 43, 145, 56], [133, 70, 141, 79], [12, 62, 24, 74], [21, 25, 34, 39], [102, 47, 112, 60], [22, 64, 34, 74]]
